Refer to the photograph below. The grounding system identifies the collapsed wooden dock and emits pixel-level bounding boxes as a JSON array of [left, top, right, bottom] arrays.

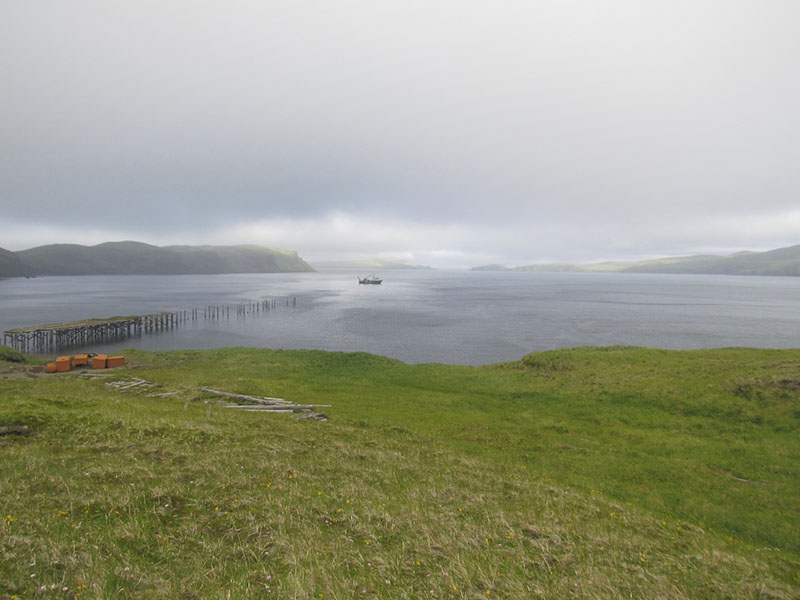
[[3, 298, 296, 354], [3, 313, 182, 354]]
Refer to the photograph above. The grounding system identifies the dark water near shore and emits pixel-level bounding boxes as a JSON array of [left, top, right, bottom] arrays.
[[2, 270, 799, 365]]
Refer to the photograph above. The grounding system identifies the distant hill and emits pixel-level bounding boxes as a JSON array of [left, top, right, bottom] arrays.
[[8, 242, 314, 276], [472, 244, 800, 277], [0, 247, 27, 278], [471, 264, 512, 272], [313, 259, 433, 270], [622, 245, 800, 276], [472, 261, 659, 273]]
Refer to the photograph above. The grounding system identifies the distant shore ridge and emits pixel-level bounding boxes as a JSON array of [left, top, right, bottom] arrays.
[[0, 241, 315, 277], [472, 244, 800, 277]]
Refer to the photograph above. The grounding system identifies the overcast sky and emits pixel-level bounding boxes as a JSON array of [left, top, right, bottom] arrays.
[[1, 1, 798, 268]]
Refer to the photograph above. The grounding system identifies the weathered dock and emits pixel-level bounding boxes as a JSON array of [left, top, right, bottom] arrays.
[[3, 313, 183, 354], [3, 297, 297, 353]]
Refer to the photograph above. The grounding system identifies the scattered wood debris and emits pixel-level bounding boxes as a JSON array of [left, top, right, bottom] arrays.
[[711, 466, 768, 487], [105, 377, 161, 393], [201, 387, 330, 421], [94, 379, 330, 420]]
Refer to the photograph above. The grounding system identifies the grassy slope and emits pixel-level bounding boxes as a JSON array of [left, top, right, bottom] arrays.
[[622, 246, 800, 276], [0, 247, 27, 278], [477, 244, 800, 275], [1, 346, 798, 598], [13, 242, 314, 275]]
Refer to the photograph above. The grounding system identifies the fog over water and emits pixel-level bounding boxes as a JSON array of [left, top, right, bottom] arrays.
[[2, 271, 799, 365]]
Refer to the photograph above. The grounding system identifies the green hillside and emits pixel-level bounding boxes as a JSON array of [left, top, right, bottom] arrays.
[[12, 241, 314, 276], [623, 245, 800, 276], [0, 247, 27, 278], [471, 263, 513, 271], [474, 244, 800, 276], [1, 346, 798, 598]]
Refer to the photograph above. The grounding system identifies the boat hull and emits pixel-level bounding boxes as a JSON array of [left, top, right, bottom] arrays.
[[358, 275, 382, 285]]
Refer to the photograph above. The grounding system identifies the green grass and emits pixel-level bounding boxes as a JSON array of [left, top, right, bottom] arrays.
[[1, 346, 799, 598], [0, 344, 26, 363]]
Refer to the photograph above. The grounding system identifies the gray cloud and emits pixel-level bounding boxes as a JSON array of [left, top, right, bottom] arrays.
[[1, 1, 798, 265]]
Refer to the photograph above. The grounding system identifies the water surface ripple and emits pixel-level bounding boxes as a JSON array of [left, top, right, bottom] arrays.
[[1, 270, 799, 365]]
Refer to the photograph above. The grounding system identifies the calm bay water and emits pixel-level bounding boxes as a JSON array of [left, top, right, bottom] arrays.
[[1, 270, 799, 365]]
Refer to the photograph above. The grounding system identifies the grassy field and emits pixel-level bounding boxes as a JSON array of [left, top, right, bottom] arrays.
[[1, 345, 798, 598]]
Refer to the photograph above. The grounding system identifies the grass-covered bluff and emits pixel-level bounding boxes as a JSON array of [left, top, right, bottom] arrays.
[[1, 346, 798, 598]]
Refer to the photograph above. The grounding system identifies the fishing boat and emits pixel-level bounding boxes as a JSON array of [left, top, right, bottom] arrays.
[[358, 274, 382, 285]]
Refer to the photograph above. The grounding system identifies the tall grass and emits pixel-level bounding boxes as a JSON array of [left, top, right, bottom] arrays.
[[1, 346, 798, 598]]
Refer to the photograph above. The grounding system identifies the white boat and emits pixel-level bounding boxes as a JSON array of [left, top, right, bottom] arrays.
[[358, 274, 382, 285]]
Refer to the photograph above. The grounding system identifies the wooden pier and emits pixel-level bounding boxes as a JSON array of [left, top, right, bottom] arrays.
[[3, 313, 182, 354], [3, 297, 296, 354]]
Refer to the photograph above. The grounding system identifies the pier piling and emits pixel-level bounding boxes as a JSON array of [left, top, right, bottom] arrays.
[[4, 296, 299, 354]]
